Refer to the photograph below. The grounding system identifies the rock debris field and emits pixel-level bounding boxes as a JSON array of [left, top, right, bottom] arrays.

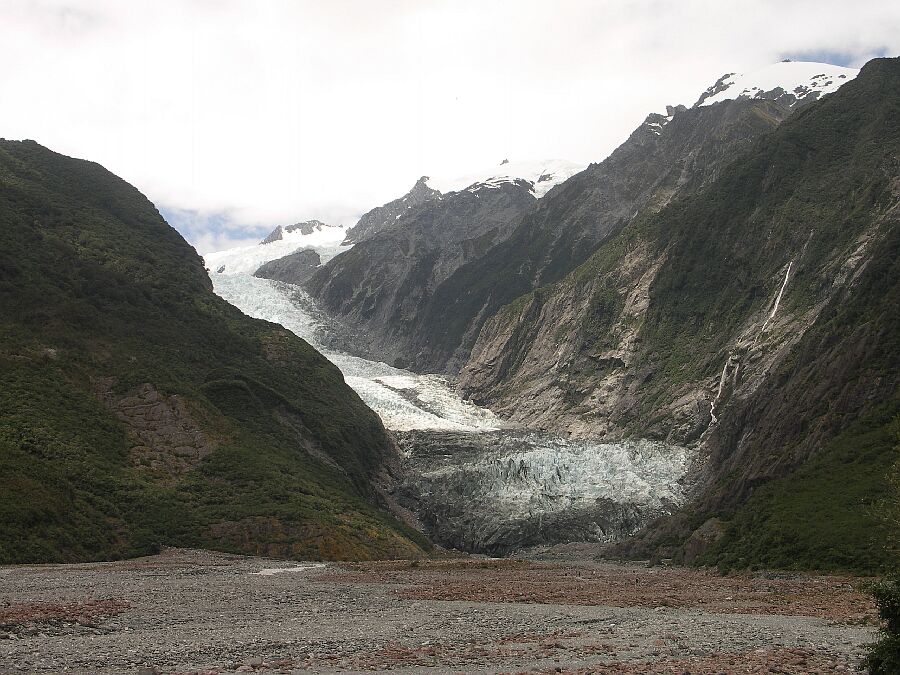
[[0, 548, 879, 674]]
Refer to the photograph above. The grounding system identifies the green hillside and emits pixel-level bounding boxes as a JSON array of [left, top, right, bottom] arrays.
[[0, 139, 428, 564]]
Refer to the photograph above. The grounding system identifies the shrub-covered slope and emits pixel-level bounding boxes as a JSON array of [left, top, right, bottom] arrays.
[[0, 140, 428, 564], [460, 57, 900, 571]]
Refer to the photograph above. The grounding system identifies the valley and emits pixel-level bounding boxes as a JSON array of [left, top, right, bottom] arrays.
[[201, 57, 899, 571], [210, 248, 691, 554], [2, 5, 900, 673]]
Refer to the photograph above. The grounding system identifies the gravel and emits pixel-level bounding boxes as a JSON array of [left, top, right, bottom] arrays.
[[0, 548, 877, 674]]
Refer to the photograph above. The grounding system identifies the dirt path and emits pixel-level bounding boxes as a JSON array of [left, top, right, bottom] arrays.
[[0, 549, 878, 674]]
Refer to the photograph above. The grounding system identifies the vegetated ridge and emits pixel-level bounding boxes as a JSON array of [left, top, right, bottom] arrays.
[[462, 57, 900, 572], [0, 140, 429, 564]]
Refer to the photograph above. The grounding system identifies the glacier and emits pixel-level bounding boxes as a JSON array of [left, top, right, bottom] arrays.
[[212, 274, 501, 432], [206, 215, 690, 553]]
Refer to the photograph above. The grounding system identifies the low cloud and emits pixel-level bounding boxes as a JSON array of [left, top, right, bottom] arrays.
[[2, 1, 898, 250]]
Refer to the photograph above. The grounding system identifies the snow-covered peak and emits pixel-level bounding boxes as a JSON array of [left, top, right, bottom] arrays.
[[260, 219, 338, 245], [695, 61, 859, 108], [426, 159, 586, 199], [205, 221, 348, 276]]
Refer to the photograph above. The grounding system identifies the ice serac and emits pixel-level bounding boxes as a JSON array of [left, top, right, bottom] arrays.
[[397, 430, 690, 555]]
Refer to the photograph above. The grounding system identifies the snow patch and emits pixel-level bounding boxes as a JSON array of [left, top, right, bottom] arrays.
[[696, 61, 858, 107], [426, 159, 586, 199], [204, 224, 349, 276]]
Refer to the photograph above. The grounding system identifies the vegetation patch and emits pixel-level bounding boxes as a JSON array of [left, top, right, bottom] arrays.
[[702, 406, 900, 574]]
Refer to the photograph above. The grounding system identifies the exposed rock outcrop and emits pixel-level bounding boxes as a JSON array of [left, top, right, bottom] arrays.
[[343, 176, 440, 245], [97, 382, 215, 475], [345, 96, 797, 374], [253, 248, 321, 285], [306, 180, 537, 367]]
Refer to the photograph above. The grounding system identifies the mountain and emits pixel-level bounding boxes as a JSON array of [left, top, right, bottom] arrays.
[[0, 140, 428, 564], [260, 219, 338, 244], [300, 58, 897, 571], [343, 160, 584, 246], [342, 176, 440, 245], [308, 63, 859, 375], [253, 248, 321, 285], [424, 158, 586, 197], [459, 57, 899, 571], [305, 163, 579, 366], [694, 60, 859, 107], [205, 219, 347, 277]]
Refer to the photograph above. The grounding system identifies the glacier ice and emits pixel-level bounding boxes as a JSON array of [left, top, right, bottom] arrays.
[[212, 274, 502, 432], [207, 226, 691, 552]]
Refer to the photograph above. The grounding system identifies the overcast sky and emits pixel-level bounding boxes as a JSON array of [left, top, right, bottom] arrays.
[[2, 0, 898, 252]]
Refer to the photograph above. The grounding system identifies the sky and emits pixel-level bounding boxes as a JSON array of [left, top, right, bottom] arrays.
[[2, 1, 898, 253]]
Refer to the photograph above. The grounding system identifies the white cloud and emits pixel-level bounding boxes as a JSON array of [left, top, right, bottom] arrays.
[[1, 0, 898, 251]]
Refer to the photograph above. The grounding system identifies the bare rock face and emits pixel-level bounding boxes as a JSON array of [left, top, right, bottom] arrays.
[[306, 180, 537, 368], [457, 58, 900, 562], [98, 382, 215, 475], [253, 248, 321, 285], [343, 176, 440, 245], [380, 97, 795, 374]]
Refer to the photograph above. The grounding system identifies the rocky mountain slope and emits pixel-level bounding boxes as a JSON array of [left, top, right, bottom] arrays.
[[0, 140, 428, 564], [459, 57, 900, 571], [341, 161, 584, 246], [253, 248, 321, 285], [694, 61, 859, 107], [306, 177, 540, 367], [309, 64, 855, 375], [342, 176, 440, 245], [204, 219, 347, 276]]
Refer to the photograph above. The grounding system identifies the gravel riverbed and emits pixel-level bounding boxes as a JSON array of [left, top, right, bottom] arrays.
[[0, 548, 878, 674]]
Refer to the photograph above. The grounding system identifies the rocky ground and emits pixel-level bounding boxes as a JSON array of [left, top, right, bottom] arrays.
[[0, 548, 879, 674]]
